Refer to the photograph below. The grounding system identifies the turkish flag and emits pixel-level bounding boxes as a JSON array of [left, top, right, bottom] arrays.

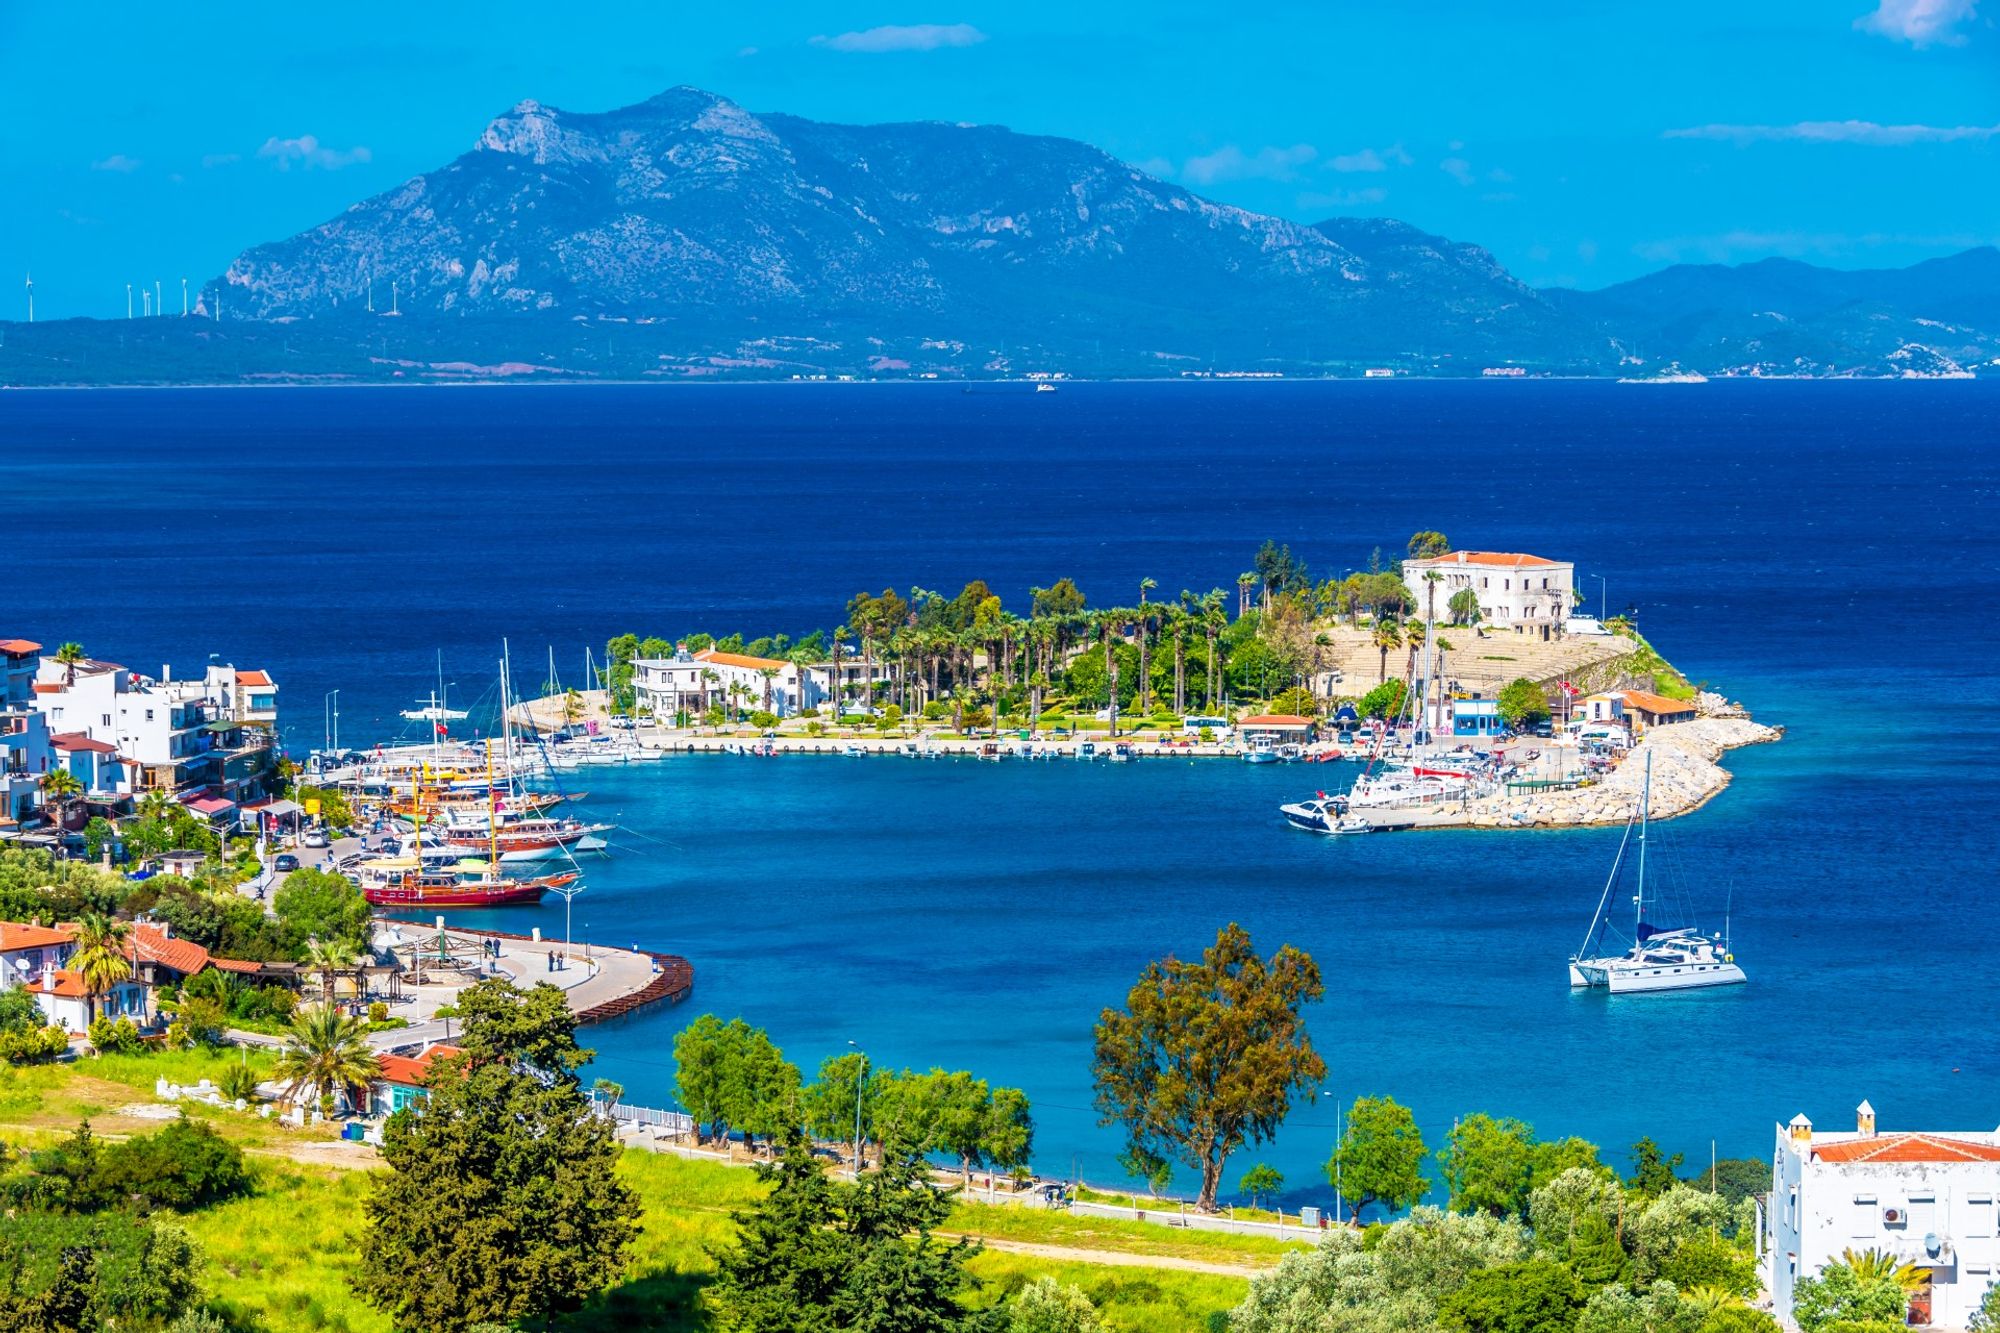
[[435, 723, 448, 736]]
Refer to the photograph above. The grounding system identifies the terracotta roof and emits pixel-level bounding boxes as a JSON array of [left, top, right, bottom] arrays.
[[50, 732, 117, 754], [1813, 1133, 2000, 1165], [1622, 690, 1696, 716], [1240, 714, 1313, 726], [128, 923, 212, 976], [695, 648, 791, 671], [37, 969, 92, 998], [235, 670, 273, 687], [0, 922, 76, 951], [0, 640, 42, 655], [32, 683, 61, 694], [376, 1043, 465, 1088], [210, 957, 265, 974], [1412, 551, 1562, 569]]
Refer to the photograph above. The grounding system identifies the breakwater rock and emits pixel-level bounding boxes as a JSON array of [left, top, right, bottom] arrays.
[[1459, 715, 1780, 830]]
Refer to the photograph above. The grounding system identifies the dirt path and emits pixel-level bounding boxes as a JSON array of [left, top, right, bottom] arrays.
[[942, 1232, 1276, 1277]]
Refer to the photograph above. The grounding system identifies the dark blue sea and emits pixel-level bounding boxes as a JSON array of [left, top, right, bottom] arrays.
[[7, 381, 1998, 1204]]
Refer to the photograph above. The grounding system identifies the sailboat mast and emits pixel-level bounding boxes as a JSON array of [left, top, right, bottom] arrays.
[[1635, 748, 1652, 934]]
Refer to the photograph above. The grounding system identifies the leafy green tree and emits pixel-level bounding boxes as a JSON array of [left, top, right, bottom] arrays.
[[707, 1130, 986, 1333], [1628, 1137, 1684, 1197], [1440, 1114, 1540, 1217], [1239, 1162, 1283, 1212], [356, 980, 639, 1333], [1409, 531, 1453, 559], [804, 1051, 873, 1162], [1631, 1186, 1732, 1282], [0, 1210, 201, 1331], [273, 868, 373, 956], [1575, 1281, 1705, 1333], [1009, 1276, 1102, 1333], [1268, 685, 1317, 716], [1360, 678, 1407, 720], [98, 1117, 251, 1209], [1328, 1095, 1429, 1222], [1448, 587, 1482, 625], [1968, 1278, 2000, 1333], [1657, 1233, 1756, 1297], [1093, 923, 1325, 1211], [672, 1014, 802, 1151], [1437, 1257, 1583, 1333], [1530, 1167, 1631, 1286], [1496, 678, 1551, 728], [1706, 1157, 1770, 1209]]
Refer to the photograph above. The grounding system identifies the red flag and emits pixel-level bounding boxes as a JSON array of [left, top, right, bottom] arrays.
[[435, 723, 448, 736]]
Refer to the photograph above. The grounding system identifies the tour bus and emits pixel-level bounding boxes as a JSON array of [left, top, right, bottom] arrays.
[[1181, 715, 1231, 736]]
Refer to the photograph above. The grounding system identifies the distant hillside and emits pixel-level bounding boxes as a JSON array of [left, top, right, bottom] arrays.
[[1549, 248, 2000, 376], [1, 88, 1994, 384]]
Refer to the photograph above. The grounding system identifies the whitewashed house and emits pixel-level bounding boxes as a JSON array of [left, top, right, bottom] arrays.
[[1403, 551, 1575, 639], [1767, 1103, 2000, 1329], [804, 652, 900, 713], [1, 639, 52, 825], [632, 645, 803, 721]]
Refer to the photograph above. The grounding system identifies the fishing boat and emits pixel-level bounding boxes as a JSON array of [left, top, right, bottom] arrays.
[[1568, 752, 1745, 994], [1241, 735, 1280, 764], [1108, 743, 1134, 763]]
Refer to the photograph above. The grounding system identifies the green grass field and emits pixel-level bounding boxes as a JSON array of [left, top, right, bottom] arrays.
[[8, 1056, 1260, 1330]]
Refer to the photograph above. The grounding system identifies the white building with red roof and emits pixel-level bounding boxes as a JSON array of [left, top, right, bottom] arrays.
[[1402, 550, 1575, 639], [632, 644, 805, 721], [1768, 1103, 2000, 1327]]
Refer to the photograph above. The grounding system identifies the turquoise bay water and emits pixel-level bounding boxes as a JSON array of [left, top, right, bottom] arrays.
[[4, 381, 1997, 1203]]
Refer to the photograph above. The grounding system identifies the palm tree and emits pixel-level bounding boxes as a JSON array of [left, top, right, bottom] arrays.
[[758, 667, 779, 717], [699, 668, 721, 726], [1680, 1287, 1742, 1315], [1372, 619, 1403, 684], [138, 789, 176, 822], [304, 936, 360, 1004], [53, 642, 86, 687], [830, 625, 850, 718], [71, 913, 133, 1025], [1404, 619, 1427, 683], [272, 1003, 381, 1113], [1236, 573, 1257, 619], [1202, 591, 1227, 707], [39, 768, 84, 834], [1838, 1248, 1931, 1293]]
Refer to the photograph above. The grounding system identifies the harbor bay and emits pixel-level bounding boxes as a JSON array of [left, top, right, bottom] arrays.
[[6, 378, 1999, 1203]]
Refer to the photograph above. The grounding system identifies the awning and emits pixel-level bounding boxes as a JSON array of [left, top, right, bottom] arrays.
[[185, 797, 235, 816], [258, 799, 305, 818]]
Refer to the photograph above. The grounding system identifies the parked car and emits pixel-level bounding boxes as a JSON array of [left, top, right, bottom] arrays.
[[272, 853, 300, 873]]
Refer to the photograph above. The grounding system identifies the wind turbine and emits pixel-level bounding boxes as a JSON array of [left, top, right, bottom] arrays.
[[154, 280, 162, 317], [366, 276, 374, 313], [142, 288, 151, 317], [126, 283, 133, 319], [180, 277, 187, 317], [23, 273, 32, 324]]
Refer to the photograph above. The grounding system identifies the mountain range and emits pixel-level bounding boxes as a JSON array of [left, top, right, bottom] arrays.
[[6, 87, 1997, 384]]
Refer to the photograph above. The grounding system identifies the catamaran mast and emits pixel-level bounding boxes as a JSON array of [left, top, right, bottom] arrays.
[[1634, 749, 1652, 936]]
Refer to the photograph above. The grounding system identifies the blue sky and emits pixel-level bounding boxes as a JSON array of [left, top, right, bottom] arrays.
[[4, 0, 1995, 319]]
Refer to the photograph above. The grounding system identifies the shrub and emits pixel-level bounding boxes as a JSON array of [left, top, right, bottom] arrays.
[[218, 1062, 261, 1104], [1010, 1276, 1103, 1333], [0, 1024, 70, 1063], [99, 1117, 251, 1210], [88, 1015, 143, 1055], [369, 1001, 390, 1023], [922, 702, 947, 721], [748, 710, 780, 729]]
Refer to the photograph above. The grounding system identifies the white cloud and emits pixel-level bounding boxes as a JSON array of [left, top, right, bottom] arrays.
[[256, 135, 372, 170], [811, 23, 986, 53], [91, 154, 140, 172], [1132, 156, 1177, 178], [1854, 0, 1979, 46], [1330, 144, 1413, 172], [1665, 119, 2000, 145], [1181, 143, 1318, 185], [201, 153, 240, 168], [1440, 157, 1476, 185], [1299, 187, 1388, 209]]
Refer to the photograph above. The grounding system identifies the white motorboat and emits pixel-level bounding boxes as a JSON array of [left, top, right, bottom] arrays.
[[1279, 794, 1342, 833], [1568, 752, 1745, 994], [1241, 735, 1280, 764]]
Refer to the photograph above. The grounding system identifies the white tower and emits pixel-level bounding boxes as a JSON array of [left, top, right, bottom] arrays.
[[126, 283, 133, 319], [180, 277, 188, 317], [23, 273, 31, 323]]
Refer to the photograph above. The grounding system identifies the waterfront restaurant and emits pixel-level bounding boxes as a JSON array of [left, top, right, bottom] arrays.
[[1620, 690, 1697, 731], [1451, 697, 1505, 737], [1236, 714, 1315, 744]]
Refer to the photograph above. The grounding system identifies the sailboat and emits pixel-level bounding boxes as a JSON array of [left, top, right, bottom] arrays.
[[1568, 751, 1745, 994]]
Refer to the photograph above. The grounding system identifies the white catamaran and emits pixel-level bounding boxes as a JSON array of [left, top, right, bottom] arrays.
[[1568, 751, 1745, 994]]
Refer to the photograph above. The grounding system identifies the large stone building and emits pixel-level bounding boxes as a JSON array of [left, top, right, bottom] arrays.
[[1767, 1103, 2000, 1328], [1402, 550, 1575, 639]]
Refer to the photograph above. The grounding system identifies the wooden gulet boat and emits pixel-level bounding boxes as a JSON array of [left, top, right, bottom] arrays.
[[360, 749, 574, 908]]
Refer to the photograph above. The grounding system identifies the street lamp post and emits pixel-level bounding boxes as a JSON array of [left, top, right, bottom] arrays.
[[847, 1039, 867, 1174], [1593, 575, 1607, 623]]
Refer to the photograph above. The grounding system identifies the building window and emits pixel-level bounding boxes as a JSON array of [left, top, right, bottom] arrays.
[[145, 709, 154, 722]]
